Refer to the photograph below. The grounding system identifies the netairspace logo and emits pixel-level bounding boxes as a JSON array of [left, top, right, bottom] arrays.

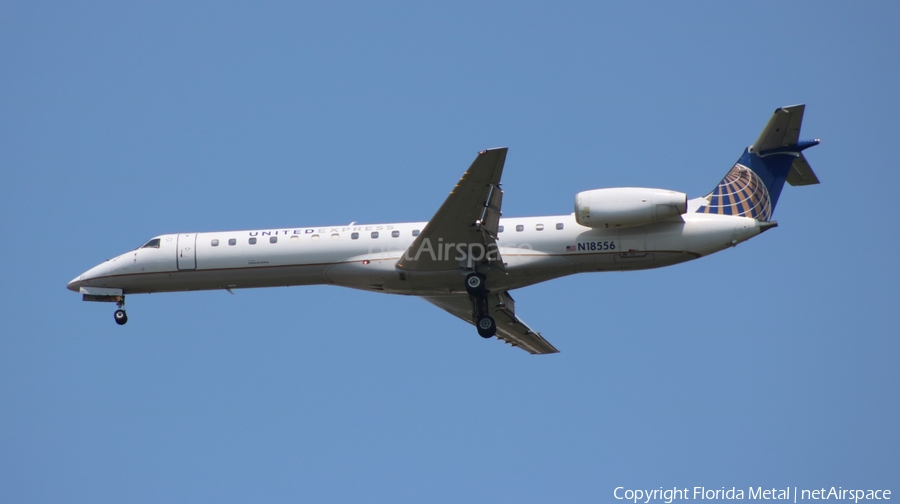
[[613, 486, 891, 504]]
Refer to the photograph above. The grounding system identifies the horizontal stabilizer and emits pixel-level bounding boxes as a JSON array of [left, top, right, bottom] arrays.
[[751, 104, 805, 152], [786, 152, 820, 186]]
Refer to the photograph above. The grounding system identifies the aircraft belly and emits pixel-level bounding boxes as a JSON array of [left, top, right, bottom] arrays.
[[613, 252, 693, 271], [503, 254, 577, 290], [90, 264, 331, 294], [326, 260, 414, 294], [670, 215, 757, 256]]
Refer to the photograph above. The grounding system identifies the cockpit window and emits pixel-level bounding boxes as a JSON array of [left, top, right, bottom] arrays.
[[140, 238, 161, 249]]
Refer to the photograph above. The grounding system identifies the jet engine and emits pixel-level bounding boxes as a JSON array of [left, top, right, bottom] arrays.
[[575, 187, 687, 229]]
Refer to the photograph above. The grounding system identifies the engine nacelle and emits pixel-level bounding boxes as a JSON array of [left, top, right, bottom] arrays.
[[575, 187, 688, 229]]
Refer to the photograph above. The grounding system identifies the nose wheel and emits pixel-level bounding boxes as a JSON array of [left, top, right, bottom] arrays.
[[114, 298, 128, 325]]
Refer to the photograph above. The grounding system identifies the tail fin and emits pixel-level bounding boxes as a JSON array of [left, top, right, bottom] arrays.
[[697, 104, 820, 221]]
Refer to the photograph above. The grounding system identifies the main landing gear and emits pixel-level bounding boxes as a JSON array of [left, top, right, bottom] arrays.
[[476, 314, 496, 338], [465, 272, 487, 296], [466, 272, 496, 339], [114, 297, 128, 326]]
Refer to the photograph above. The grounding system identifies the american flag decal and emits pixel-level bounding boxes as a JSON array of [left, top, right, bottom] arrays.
[[566, 245, 576, 251]]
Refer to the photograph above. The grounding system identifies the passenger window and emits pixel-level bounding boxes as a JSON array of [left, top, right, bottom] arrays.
[[536, 224, 544, 231], [556, 223, 564, 230], [516, 224, 524, 232], [391, 230, 400, 238], [498, 226, 504, 233], [371, 231, 379, 239], [290, 235, 299, 242], [228, 238, 236, 246], [270, 236, 277, 244], [140, 238, 161, 249], [311, 234, 320, 242], [249, 237, 257, 245], [211, 239, 219, 246], [331, 233, 340, 241], [351, 232, 359, 240], [412, 229, 420, 237]]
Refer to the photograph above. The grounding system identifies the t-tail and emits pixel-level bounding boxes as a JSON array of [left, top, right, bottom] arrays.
[[697, 104, 820, 222]]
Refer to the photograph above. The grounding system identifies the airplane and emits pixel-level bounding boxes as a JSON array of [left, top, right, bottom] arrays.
[[67, 105, 820, 354]]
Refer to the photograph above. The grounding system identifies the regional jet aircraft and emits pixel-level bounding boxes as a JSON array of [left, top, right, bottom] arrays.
[[68, 105, 820, 354]]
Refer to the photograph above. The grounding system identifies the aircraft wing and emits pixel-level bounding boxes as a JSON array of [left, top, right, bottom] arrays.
[[396, 148, 506, 271], [424, 291, 560, 355]]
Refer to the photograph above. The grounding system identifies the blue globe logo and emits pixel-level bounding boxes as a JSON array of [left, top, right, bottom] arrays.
[[697, 164, 772, 221]]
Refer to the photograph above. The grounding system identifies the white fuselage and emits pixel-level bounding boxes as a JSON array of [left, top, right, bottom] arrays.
[[67, 204, 766, 297], [65, 107, 814, 352]]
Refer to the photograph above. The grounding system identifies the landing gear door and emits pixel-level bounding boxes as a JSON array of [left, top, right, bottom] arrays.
[[177, 233, 197, 270]]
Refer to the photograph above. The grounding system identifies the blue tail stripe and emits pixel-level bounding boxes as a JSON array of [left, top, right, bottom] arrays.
[[737, 149, 795, 211]]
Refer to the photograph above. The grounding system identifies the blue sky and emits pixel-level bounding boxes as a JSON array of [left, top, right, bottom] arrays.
[[1, 2, 898, 502]]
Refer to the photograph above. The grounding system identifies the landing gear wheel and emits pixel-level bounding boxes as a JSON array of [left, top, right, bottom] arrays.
[[465, 273, 487, 296], [476, 316, 496, 338], [114, 309, 128, 326]]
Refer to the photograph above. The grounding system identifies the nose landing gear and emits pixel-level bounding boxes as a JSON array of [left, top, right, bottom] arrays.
[[114, 298, 128, 325]]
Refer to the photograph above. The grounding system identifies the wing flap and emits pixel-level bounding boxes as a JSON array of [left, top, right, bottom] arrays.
[[480, 183, 503, 237], [490, 291, 559, 354]]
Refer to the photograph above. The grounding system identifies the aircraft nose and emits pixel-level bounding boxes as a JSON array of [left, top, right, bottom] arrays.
[[67, 275, 83, 292]]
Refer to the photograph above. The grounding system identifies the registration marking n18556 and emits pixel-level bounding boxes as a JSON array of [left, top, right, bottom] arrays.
[[577, 241, 616, 252]]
